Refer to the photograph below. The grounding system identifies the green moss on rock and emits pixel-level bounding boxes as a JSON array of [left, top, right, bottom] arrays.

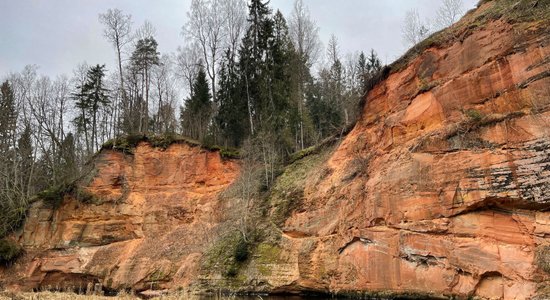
[[203, 231, 248, 278], [270, 147, 331, 225]]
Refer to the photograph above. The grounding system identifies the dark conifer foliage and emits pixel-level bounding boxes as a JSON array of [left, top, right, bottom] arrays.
[[130, 37, 160, 133], [73, 64, 110, 155], [0, 81, 16, 151], [181, 67, 212, 141], [216, 50, 249, 147]]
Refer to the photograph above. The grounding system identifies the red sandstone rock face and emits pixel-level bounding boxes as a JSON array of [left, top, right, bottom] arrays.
[[1, 143, 239, 292], [2, 2, 550, 299], [261, 5, 550, 300]]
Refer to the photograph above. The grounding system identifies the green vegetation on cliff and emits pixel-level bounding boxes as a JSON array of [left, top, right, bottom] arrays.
[[101, 133, 240, 159], [0, 239, 21, 265]]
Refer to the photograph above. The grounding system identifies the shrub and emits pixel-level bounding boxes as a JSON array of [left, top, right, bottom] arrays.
[[125, 134, 147, 148], [0, 239, 22, 265], [36, 181, 101, 208], [289, 146, 317, 163], [103, 133, 205, 154], [465, 109, 484, 122], [148, 133, 178, 150], [101, 134, 147, 153], [220, 148, 240, 159], [202, 144, 240, 159], [225, 265, 239, 277], [417, 78, 439, 94], [0, 196, 27, 238], [72, 187, 99, 204], [36, 184, 73, 208], [234, 236, 249, 262]]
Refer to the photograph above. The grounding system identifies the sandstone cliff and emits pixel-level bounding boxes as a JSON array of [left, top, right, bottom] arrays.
[[2, 0, 550, 299], [1, 142, 240, 292]]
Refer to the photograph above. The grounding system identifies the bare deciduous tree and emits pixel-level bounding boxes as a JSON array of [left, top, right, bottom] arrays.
[[402, 9, 431, 47], [289, 0, 322, 150], [221, 0, 247, 60], [326, 34, 340, 66], [289, 0, 322, 67], [99, 9, 132, 136], [151, 54, 178, 134], [435, 0, 465, 29], [183, 0, 227, 103], [135, 20, 156, 41], [175, 44, 202, 95]]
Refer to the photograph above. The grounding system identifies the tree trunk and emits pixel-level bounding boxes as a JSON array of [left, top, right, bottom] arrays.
[[116, 43, 126, 136], [145, 67, 150, 133], [245, 75, 254, 135]]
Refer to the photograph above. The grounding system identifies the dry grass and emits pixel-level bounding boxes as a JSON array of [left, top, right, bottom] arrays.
[[0, 291, 258, 300], [0, 291, 137, 300]]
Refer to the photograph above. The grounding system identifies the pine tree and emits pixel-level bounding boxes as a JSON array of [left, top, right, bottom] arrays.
[[130, 37, 160, 133]]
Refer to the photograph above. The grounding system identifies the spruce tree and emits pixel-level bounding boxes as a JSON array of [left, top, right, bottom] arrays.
[[0, 81, 17, 153], [358, 49, 382, 94], [73, 64, 110, 155], [0, 81, 18, 205], [239, 0, 273, 135], [181, 67, 212, 141], [267, 10, 293, 133], [216, 50, 248, 146], [307, 68, 342, 140], [266, 10, 303, 152], [357, 51, 368, 93]]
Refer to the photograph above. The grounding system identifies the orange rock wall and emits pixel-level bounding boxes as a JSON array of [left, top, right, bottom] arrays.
[[2, 2, 550, 299], [2, 143, 239, 292], [260, 7, 550, 300]]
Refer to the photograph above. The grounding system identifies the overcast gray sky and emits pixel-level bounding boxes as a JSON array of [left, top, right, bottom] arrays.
[[0, 0, 477, 78]]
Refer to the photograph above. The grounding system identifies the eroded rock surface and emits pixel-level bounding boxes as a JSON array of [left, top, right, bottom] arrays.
[[224, 1, 550, 299], [252, 1, 550, 299], [2, 1, 550, 299], [1, 143, 239, 292]]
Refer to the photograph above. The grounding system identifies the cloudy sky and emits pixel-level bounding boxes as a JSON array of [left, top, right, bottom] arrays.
[[0, 0, 477, 78]]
